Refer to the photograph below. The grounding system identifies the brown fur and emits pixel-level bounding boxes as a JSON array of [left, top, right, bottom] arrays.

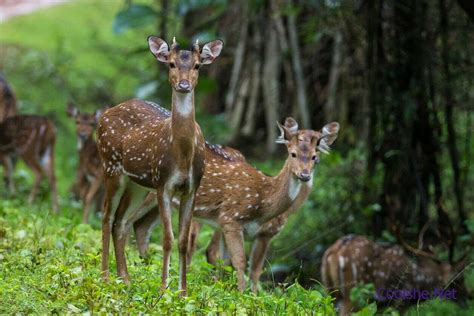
[[134, 117, 339, 292], [0, 75, 17, 123], [67, 105, 104, 223], [0, 115, 58, 212], [321, 235, 464, 315], [97, 37, 223, 296]]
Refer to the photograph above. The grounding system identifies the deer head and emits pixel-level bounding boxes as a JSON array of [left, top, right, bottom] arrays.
[[67, 103, 103, 143], [276, 117, 339, 182], [147, 36, 223, 93]]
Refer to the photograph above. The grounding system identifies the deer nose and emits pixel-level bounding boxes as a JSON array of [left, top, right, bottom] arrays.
[[299, 171, 311, 182], [177, 80, 191, 92]]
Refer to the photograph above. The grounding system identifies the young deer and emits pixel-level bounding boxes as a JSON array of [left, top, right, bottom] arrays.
[[67, 104, 104, 223], [0, 115, 59, 212], [96, 36, 223, 295], [134, 117, 339, 292], [321, 235, 467, 315]]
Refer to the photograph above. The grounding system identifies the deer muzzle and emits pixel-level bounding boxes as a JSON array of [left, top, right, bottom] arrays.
[[177, 80, 191, 92], [299, 171, 311, 182]]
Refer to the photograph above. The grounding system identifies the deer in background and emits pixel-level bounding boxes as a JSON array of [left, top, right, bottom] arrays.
[[0, 74, 17, 122], [67, 103, 104, 223], [0, 74, 18, 190], [133, 117, 340, 291], [0, 115, 59, 212], [321, 235, 468, 315], [97, 36, 223, 296]]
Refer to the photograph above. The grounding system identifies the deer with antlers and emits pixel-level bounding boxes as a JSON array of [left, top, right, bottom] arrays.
[[67, 103, 104, 223], [96, 36, 223, 295], [132, 117, 339, 291], [0, 115, 59, 212], [321, 235, 468, 315]]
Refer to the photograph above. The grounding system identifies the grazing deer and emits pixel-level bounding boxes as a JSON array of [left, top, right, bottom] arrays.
[[96, 36, 223, 296], [67, 103, 104, 223], [321, 235, 468, 315], [133, 117, 340, 292], [0, 115, 59, 212]]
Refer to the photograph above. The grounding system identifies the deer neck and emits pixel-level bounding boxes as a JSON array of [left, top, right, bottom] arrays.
[[261, 160, 313, 221], [78, 135, 95, 151], [170, 91, 197, 160]]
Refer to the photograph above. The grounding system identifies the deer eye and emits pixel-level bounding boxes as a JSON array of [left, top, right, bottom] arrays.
[[169, 62, 176, 69], [291, 153, 297, 158], [194, 63, 200, 70], [312, 155, 316, 160]]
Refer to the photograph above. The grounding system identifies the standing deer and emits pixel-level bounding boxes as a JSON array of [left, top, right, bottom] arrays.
[[67, 104, 104, 223], [133, 117, 340, 291], [321, 235, 468, 315], [0, 115, 59, 212], [97, 36, 223, 296]]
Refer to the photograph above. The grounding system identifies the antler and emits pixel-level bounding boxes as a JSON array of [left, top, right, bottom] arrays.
[[171, 36, 178, 50], [395, 225, 442, 263]]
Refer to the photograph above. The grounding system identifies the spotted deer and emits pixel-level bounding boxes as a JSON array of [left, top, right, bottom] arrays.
[[0, 115, 59, 212], [96, 36, 223, 296], [133, 117, 340, 292], [67, 103, 104, 223], [321, 235, 468, 315]]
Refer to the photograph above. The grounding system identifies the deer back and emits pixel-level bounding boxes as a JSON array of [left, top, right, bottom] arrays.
[[0, 115, 55, 157], [322, 235, 451, 298]]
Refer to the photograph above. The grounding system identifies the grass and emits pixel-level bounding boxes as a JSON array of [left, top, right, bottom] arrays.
[[0, 199, 335, 314]]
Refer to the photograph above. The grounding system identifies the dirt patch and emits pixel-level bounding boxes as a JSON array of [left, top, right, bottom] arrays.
[[0, 0, 70, 22]]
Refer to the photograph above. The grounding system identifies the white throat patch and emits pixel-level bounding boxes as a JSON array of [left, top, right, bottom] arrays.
[[288, 175, 302, 201], [174, 92, 193, 116]]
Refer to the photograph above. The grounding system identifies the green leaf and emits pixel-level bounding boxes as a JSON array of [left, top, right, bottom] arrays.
[[113, 4, 157, 35]]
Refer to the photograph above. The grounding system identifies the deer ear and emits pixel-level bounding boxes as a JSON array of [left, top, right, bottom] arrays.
[[200, 40, 223, 65], [148, 36, 170, 63], [276, 118, 298, 144], [284, 117, 299, 134], [66, 102, 78, 118], [317, 122, 339, 154]]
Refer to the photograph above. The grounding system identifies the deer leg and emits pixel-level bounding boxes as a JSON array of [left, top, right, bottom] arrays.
[[2, 155, 15, 194], [205, 230, 222, 266], [82, 177, 102, 223], [101, 175, 122, 281], [111, 189, 132, 284], [249, 236, 271, 293], [22, 155, 43, 205], [222, 224, 246, 292], [338, 298, 353, 316], [177, 190, 196, 296], [42, 145, 59, 213], [186, 220, 201, 267], [133, 199, 160, 258], [156, 187, 173, 291]]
